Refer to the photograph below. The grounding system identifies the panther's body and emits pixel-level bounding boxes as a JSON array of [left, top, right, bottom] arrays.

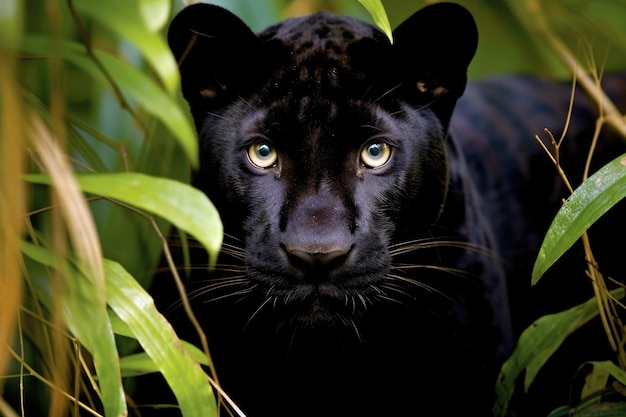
[[156, 3, 626, 416]]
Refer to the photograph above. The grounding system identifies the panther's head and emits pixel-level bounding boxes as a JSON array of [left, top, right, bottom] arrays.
[[168, 3, 478, 328]]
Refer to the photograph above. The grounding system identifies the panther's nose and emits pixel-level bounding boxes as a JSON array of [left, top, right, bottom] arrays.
[[284, 246, 351, 271], [280, 185, 354, 278]]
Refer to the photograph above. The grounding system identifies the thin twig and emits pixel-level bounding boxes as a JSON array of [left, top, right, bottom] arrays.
[[5, 345, 103, 417]]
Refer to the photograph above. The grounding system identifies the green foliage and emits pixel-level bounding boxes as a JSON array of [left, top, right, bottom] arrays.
[[103, 257, 216, 417], [26, 172, 223, 264], [22, 35, 197, 165], [21, 242, 127, 417], [533, 153, 626, 283], [358, 0, 392, 43], [21, 242, 217, 416], [3, 0, 219, 415], [72, 0, 179, 94], [494, 289, 625, 417]]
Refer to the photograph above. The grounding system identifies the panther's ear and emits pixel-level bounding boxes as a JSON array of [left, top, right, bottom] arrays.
[[167, 4, 260, 114], [393, 2, 478, 101]]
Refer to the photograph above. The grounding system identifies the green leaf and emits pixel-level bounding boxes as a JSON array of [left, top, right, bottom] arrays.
[[25, 172, 223, 263], [493, 288, 625, 417], [22, 35, 198, 167], [581, 361, 610, 401], [138, 0, 170, 32], [584, 361, 626, 389], [118, 341, 210, 377], [22, 241, 216, 416], [532, 153, 626, 284], [20, 241, 127, 417], [72, 0, 178, 94], [104, 259, 216, 416], [358, 0, 393, 43]]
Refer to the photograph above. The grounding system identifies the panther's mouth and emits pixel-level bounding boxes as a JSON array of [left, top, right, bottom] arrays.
[[266, 282, 373, 328], [245, 241, 390, 328]]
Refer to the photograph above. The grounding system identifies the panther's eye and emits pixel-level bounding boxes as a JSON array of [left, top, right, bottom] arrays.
[[360, 140, 392, 169], [247, 141, 278, 168]]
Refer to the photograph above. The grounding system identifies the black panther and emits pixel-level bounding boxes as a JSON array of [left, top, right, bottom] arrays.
[[147, 3, 626, 416]]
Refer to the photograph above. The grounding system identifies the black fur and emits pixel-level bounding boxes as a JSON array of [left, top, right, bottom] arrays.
[[149, 3, 626, 416]]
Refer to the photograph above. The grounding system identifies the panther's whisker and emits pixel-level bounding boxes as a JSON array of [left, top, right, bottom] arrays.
[[347, 318, 362, 344], [221, 244, 245, 252], [391, 264, 478, 281], [385, 273, 450, 300], [357, 293, 368, 310], [389, 239, 494, 257], [244, 296, 274, 330], [187, 277, 249, 301], [284, 289, 294, 305], [373, 291, 404, 305], [195, 263, 245, 272], [211, 266, 246, 273], [223, 232, 244, 243], [159, 264, 245, 275], [286, 324, 301, 354], [371, 82, 403, 105], [201, 287, 256, 304], [378, 281, 411, 297], [369, 284, 385, 296], [237, 95, 257, 111], [190, 275, 247, 287], [163, 277, 250, 313]]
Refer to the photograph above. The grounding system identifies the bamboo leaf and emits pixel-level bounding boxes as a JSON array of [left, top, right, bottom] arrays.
[[25, 172, 223, 263], [104, 259, 216, 416], [118, 341, 210, 377], [21, 242, 216, 416], [22, 35, 198, 167], [20, 241, 127, 417], [532, 153, 626, 284], [493, 288, 625, 417], [72, 0, 178, 94], [358, 0, 393, 43]]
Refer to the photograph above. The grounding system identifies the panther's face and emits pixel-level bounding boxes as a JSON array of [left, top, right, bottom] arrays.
[[167, 3, 478, 328]]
